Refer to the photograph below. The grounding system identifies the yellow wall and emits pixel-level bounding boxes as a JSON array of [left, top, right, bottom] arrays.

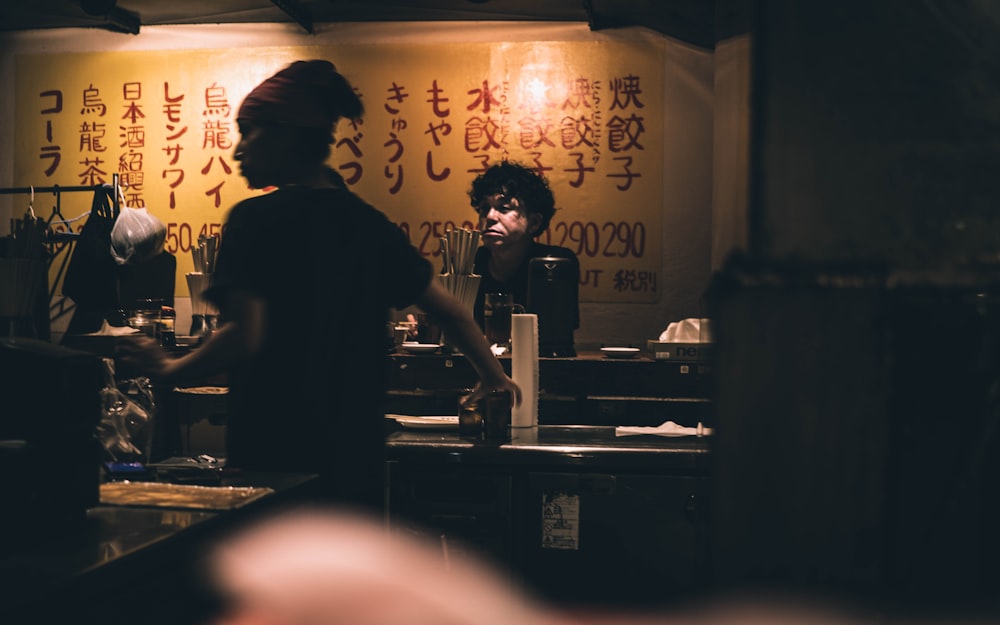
[[0, 22, 713, 347]]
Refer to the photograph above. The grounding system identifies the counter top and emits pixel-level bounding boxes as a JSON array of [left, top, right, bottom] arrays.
[[2, 471, 318, 625], [385, 424, 711, 472]]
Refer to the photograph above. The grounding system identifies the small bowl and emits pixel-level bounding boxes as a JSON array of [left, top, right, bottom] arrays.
[[600, 347, 640, 359]]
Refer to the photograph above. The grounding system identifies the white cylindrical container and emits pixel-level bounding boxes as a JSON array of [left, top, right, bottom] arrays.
[[511, 313, 538, 428]]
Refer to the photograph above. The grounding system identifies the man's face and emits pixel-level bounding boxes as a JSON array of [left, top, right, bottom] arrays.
[[234, 120, 297, 189], [476, 192, 541, 252]]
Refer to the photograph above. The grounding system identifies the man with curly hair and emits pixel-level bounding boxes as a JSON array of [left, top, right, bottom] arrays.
[[469, 161, 580, 352]]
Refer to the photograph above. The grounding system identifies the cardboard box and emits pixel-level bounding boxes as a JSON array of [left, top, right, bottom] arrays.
[[646, 340, 713, 361]]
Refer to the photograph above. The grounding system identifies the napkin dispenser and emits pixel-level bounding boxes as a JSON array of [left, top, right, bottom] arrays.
[[526, 256, 576, 357]]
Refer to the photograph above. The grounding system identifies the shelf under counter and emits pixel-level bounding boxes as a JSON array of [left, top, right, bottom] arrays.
[[385, 349, 715, 427], [387, 349, 713, 395]]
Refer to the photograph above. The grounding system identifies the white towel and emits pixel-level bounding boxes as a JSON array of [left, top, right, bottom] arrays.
[[659, 318, 712, 342], [615, 420, 712, 437]]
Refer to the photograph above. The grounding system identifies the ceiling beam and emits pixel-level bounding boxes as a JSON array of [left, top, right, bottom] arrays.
[[271, 0, 314, 33], [105, 6, 141, 34]]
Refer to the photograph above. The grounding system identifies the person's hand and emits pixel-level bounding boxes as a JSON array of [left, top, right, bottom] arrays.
[[404, 313, 420, 340], [115, 335, 171, 380], [461, 375, 522, 410]]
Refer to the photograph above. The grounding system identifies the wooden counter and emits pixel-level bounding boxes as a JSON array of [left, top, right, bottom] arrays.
[[2, 471, 319, 625], [384, 425, 712, 610]]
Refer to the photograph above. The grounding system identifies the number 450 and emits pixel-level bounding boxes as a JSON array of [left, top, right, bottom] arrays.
[[165, 222, 222, 254]]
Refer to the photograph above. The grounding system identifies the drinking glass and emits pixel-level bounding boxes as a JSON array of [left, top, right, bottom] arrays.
[[483, 292, 524, 349]]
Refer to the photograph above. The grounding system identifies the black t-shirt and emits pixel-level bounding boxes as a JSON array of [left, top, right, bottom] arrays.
[[472, 241, 580, 330], [206, 186, 431, 509]]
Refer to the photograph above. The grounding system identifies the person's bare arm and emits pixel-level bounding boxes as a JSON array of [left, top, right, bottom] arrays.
[[415, 279, 522, 407], [117, 289, 267, 385]]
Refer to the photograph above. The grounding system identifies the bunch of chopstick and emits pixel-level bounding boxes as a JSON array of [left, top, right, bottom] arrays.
[[439, 228, 480, 276], [437, 228, 481, 312], [191, 234, 217, 273], [436, 273, 481, 311]]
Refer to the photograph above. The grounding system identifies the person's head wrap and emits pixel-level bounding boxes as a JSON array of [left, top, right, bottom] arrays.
[[237, 59, 364, 129]]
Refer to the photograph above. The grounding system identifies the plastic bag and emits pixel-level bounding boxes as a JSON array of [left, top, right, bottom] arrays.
[[110, 205, 166, 266], [97, 358, 156, 462]]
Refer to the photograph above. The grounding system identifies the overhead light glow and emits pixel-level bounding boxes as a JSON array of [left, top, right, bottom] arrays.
[[524, 77, 549, 106]]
